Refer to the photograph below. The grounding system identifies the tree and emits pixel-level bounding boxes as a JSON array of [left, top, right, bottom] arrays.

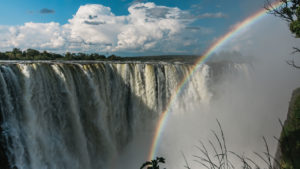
[[26, 48, 40, 60], [0, 52, 8, 60], [265, 0, 300, 68], [140, 157, 166, 169], [108, 54, 117, 60], [12, 48, 22, 59], [265, 0, 300, 36]]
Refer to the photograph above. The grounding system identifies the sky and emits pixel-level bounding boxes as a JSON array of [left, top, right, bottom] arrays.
[[0, 0, 296, 56]]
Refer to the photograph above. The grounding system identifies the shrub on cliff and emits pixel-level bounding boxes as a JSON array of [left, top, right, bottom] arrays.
[[278, 88, 300, 169]]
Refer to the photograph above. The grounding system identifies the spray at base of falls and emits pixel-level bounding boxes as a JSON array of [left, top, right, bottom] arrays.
[[0, 62, 249, 169]]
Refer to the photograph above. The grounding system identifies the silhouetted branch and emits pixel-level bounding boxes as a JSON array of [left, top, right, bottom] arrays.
[[140, 157, 166, 169], [292, 47, 300, 54], [286, 59, 300, 69], [194, 159, 210, 169], [264, 0, 295, 22], [217, 119, 229, 169], [263, 137, 273, 168], [211, 130, 225, 162], [181, 151, 191, 169], [184, 119, 298, 169]]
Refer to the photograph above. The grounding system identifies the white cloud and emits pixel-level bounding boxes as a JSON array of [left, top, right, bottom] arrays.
[[63, 4, 125, 51], [0, 22, 65, 50], [0, 3, 208, 54], [115, 3, 185, 51], [197, 12, 227, 19]]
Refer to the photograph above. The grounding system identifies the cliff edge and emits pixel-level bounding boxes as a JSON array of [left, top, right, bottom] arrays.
[[275, 88, 300, 169]]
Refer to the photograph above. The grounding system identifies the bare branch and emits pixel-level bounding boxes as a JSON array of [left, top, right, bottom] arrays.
[[292, 47, 300, 54], [181, 151, 191, 169], [264, 0, 295, 22], [286, 59, 300, 69], [262, 137, 273, 168]]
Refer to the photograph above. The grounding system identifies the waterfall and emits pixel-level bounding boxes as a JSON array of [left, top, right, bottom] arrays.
[[0, 61, 224, 169]]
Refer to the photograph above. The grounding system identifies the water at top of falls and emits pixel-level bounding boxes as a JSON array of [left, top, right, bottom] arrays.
[[0, 61, 215, 169], [0, 59, 194, 65], [0, 60, 297, 169]]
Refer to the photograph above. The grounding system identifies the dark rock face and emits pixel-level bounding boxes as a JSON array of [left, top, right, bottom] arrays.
[[274, 88, 300, 169]]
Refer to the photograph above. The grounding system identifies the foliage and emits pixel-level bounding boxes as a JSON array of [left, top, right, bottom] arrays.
[[264, 4, 300, 166], [0, 48, 198, 62], [140, 157, 166, 169], [277, 88, 300, 169], [265, 0, 300, 37], [265, 0, 300, 68], [189, 119, 300, 169], [0, 48, 114, 61], [144, 119, 299, 169]]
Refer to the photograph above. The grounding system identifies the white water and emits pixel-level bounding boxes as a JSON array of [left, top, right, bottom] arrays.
[[0, 61, 299, 169], [0, 62, 216, 169]]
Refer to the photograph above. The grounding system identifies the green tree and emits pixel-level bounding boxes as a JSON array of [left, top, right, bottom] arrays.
[[140, 157, 166, 169], [0, 52, 8, 60], [0, 48, 118, 61], [5, 51, 16, 60], [12, 48, 23, 59], [265, 0, 300, 68], [26, 48, 40, 60], [64, 52, 72, 60], [265, 0, 300, 37]]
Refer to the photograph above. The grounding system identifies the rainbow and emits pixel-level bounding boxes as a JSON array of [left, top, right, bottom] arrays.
[[148, 0, 284, 160]]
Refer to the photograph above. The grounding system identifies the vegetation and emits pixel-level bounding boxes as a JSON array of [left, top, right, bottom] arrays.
[[265, 0, 300, 37], [277, 88, 300, 169], [144, 118, 299, 169], [142, 2, 300, 168], [0, 48, 198, 63], [265, 0, 300, 68], [264, 0, 300, 166], [0, 48, 108, 60], [140, 157, 166, 169], [189, 120, 282, 169]]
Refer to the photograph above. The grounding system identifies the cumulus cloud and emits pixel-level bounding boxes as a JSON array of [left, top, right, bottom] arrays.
[[40, 8, 55, 14], [63, 4, 123, 52], [0, 22, 65, 50], [0, 3, 211, 54], [115, 3, 186, 51]]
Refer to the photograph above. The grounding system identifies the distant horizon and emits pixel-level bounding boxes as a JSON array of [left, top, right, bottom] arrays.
[[0, 48, 201, 57]]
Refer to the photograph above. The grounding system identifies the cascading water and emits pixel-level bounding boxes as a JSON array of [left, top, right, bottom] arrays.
[[0, 61, 225, 169]]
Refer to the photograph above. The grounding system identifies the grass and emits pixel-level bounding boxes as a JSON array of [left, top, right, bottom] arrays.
[[143, 89, 300, 169], [187, 117, 299, 169], [146, 117, 299, 169], [189, 117, 300, 169], [188, 89, 300, 169]]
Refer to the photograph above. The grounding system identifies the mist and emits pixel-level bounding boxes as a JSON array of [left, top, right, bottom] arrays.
[[109, 15, 300, 169]]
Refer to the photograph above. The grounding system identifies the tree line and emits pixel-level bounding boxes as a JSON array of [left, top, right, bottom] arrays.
[[0, 48, 199, 63], [0, 48, 121, 61]]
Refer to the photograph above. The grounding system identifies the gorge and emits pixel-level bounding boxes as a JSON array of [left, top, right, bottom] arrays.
[[0, 60, 298, 169]]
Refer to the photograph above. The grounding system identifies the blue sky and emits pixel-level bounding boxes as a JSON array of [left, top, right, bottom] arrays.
[[0, 0, 287, 55], [0, 0, 263, 24]]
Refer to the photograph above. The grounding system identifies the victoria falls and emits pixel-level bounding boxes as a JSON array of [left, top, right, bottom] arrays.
[[0, 0, 300, 169]]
